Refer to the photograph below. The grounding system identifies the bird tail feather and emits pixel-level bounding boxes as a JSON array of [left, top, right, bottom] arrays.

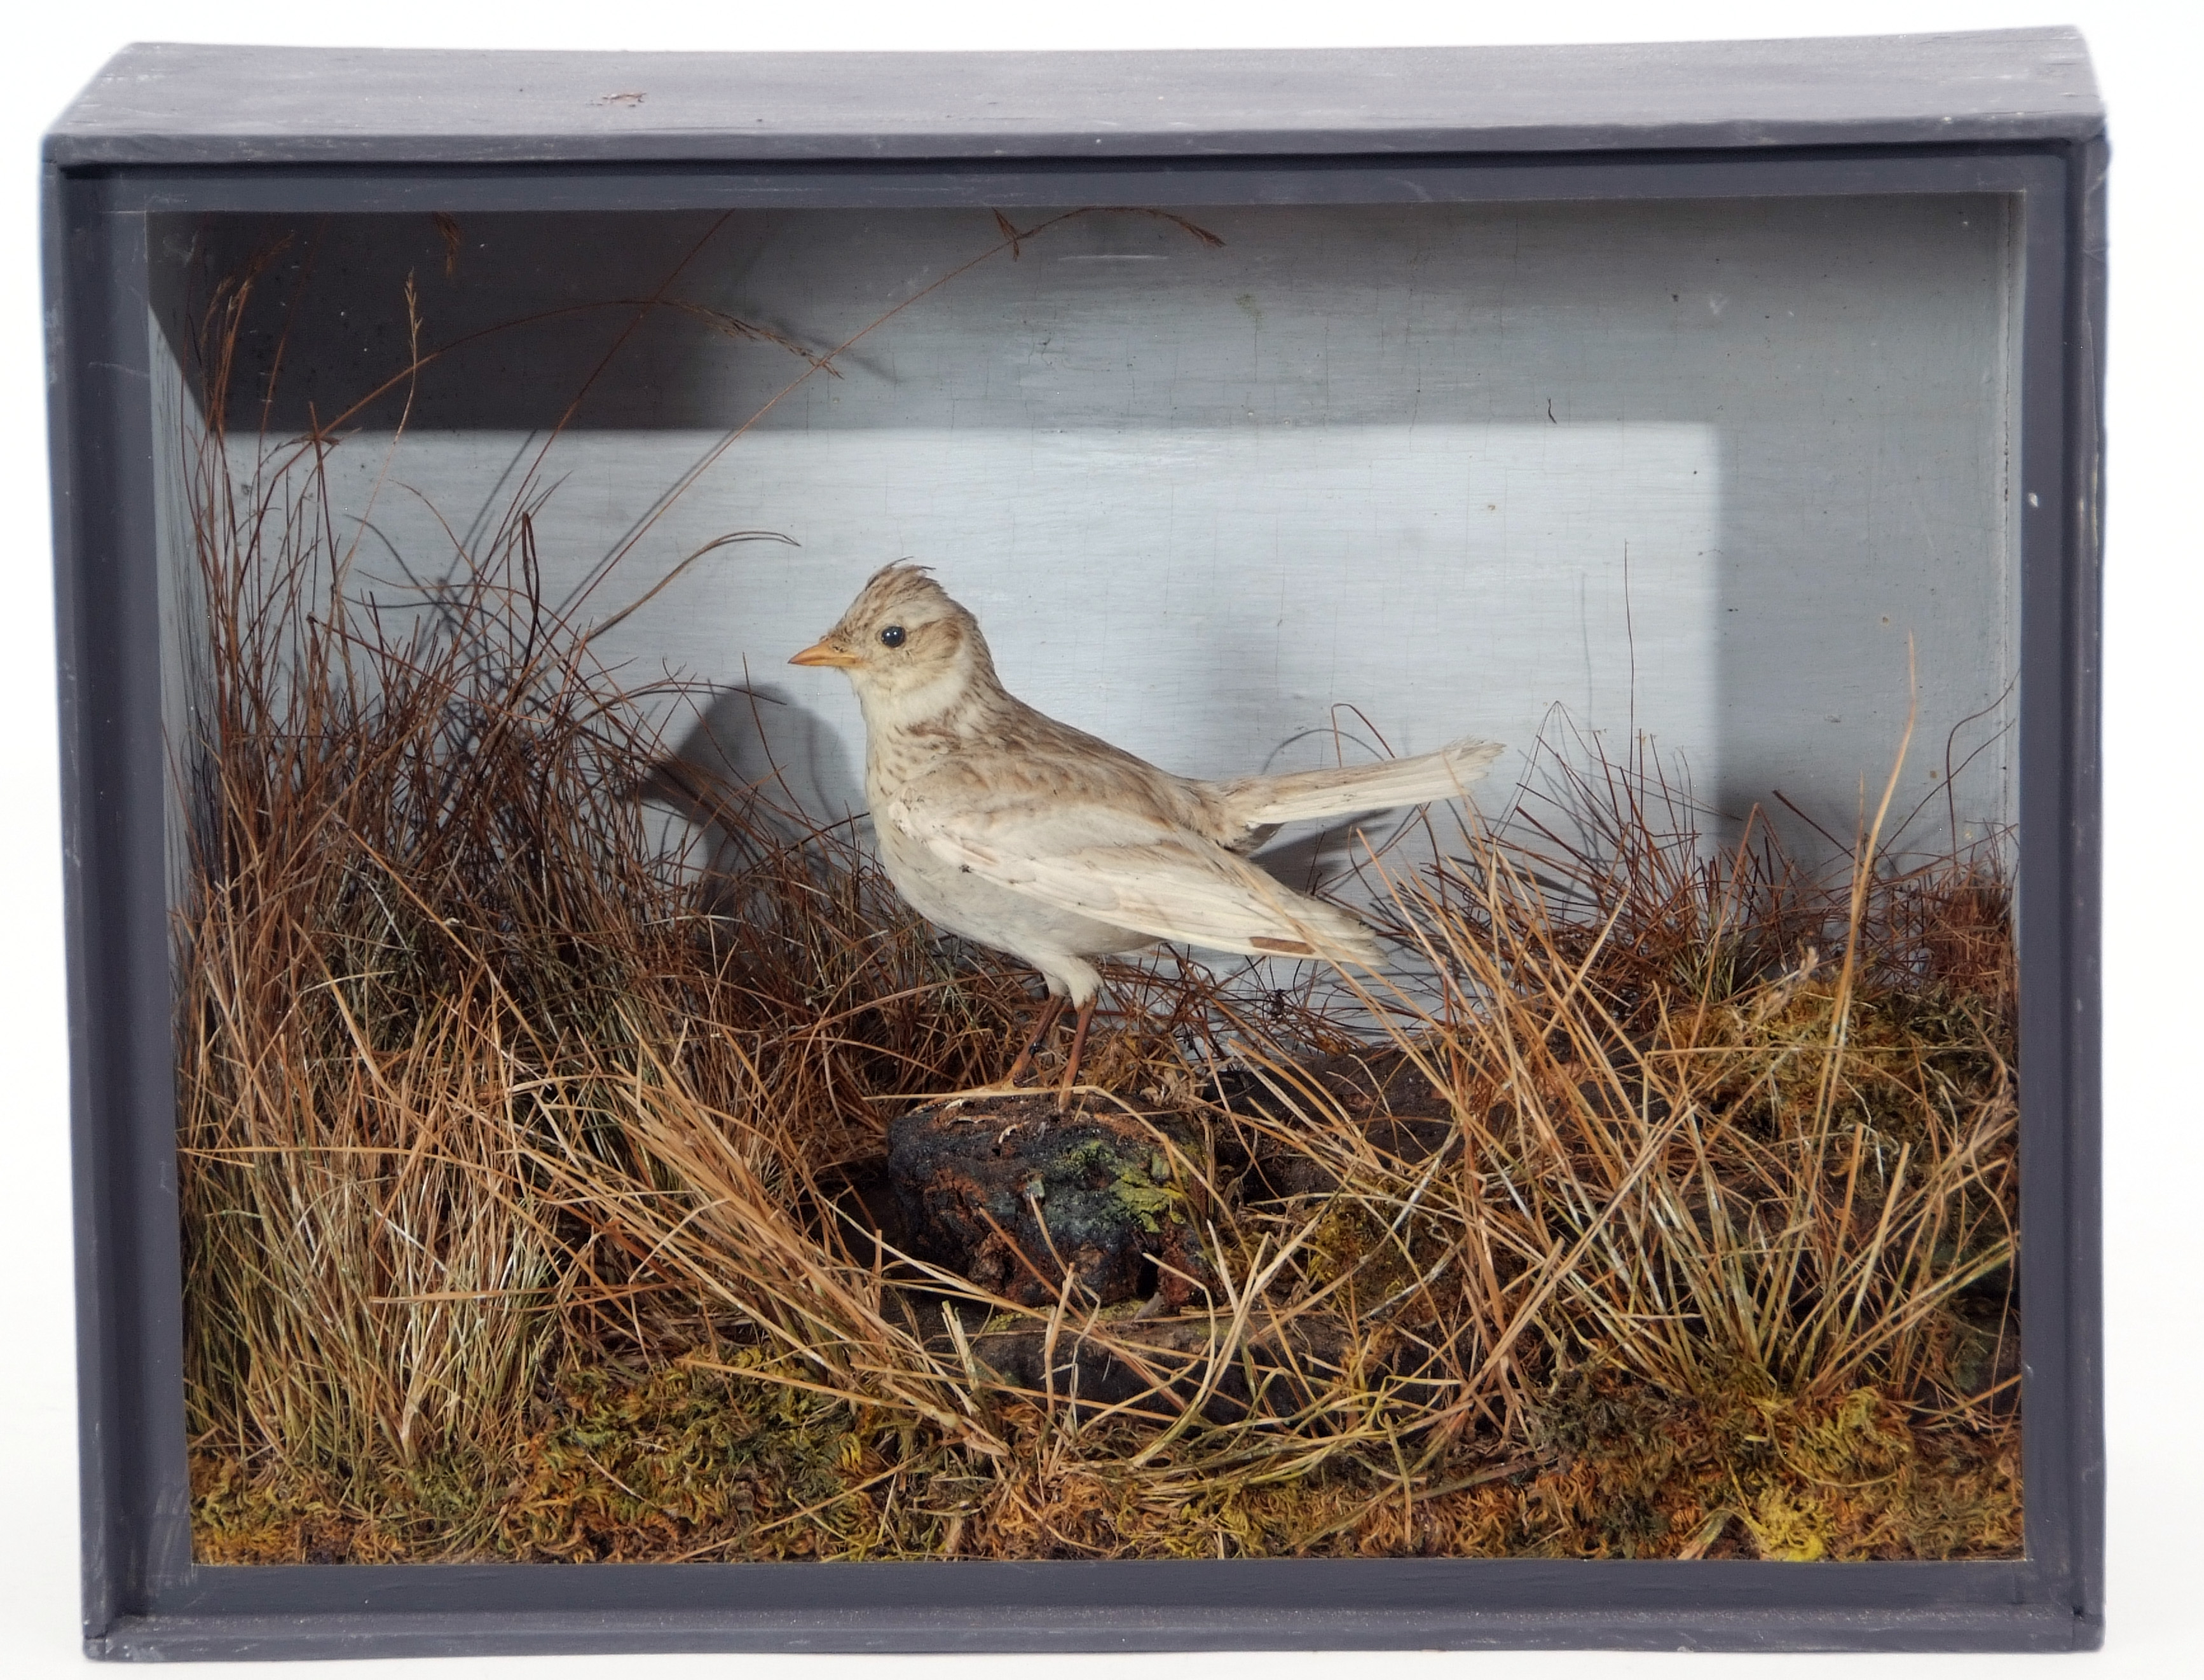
[[1212, 736, 1505, 831]]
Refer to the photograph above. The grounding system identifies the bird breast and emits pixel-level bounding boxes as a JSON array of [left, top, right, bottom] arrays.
[[864, 721, 1160, 964], [870, 793, 1152, 965]]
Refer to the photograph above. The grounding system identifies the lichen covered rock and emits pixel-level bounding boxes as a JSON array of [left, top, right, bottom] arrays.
[[887, 1095, 1213, 1308]]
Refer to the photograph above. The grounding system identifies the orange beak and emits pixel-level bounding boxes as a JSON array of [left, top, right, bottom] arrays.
[[789, 640, 863, 669]]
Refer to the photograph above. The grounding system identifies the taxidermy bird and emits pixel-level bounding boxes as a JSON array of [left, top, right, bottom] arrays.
[[791, 564, 1503, 1106]]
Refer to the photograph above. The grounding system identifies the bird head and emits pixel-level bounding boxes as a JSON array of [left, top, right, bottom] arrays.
[[790, 564, 999, 726]]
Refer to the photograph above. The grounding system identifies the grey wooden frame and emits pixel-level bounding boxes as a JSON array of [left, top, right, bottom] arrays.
[[44, 30, 2106, 1658]]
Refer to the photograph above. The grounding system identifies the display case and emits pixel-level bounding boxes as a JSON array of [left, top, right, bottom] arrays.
[[44, 28, 2105, 1657]]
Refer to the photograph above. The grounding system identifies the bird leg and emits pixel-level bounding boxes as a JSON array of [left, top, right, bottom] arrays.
[[1003, 993, 1068, 1086], [1055, 996, 1098, 1112]]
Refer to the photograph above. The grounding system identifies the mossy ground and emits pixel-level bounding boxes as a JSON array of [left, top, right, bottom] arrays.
[[184, 826, 2023, 1566], [193, 1351, 2018, 1563]]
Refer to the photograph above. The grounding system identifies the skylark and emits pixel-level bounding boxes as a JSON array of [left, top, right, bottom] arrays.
[[792, 565, 1503, 1105]]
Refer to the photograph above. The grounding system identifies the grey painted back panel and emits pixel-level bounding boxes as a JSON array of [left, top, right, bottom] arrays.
[[50, 31, 2102, 167], [155, 195, 2020, 877]]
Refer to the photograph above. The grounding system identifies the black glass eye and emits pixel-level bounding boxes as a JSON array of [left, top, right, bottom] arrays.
[[879, 625, 906, 648]]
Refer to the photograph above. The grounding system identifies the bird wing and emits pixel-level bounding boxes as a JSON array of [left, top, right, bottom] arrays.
[[880, 770, 1381, 966]]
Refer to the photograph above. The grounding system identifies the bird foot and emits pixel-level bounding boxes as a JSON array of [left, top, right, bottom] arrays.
[[1053, 997, 1099, 1110], [1003, 994, 1069, 1087]]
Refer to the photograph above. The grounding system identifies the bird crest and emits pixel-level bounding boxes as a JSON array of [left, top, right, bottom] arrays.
[[847, 561, 945, 617]]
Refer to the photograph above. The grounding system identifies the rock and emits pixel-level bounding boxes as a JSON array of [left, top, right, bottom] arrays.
[[887, 1094, 1214, 1309]]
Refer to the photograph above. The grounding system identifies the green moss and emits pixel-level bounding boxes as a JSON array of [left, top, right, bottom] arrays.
[[1062, 1137, 1185, 1234]]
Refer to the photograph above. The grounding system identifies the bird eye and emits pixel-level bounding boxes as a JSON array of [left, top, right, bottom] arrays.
[[879, 625, 906, 648]]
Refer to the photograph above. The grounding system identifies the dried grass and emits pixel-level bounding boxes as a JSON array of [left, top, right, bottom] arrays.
[[176, 220, 2020, 1566]]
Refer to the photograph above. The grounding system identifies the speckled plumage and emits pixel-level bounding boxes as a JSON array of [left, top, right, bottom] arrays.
[[791, 564, 1503, 1020]]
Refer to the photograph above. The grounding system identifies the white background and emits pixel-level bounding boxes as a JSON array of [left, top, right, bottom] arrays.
[[4, 5, 2193, 1677]]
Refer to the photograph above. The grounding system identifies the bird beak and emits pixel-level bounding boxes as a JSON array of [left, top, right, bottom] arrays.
[[789, 640, 863, 668]]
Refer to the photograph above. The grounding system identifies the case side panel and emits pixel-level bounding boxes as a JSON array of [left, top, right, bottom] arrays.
[[2013, 143, 2102, 1645], [2061, 127, 2108, 1646], [51, 170, 194, 1649]]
